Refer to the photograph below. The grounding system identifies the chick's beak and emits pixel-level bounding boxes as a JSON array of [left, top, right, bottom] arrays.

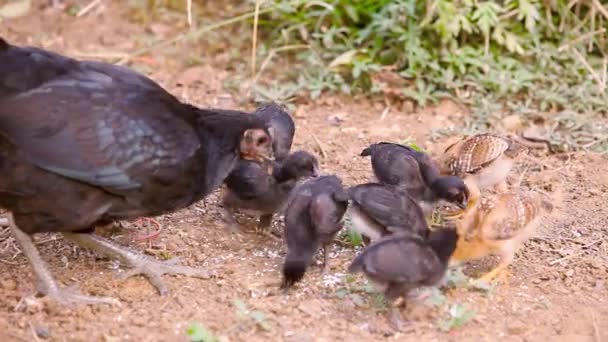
[[457, 197, 468, 209], [312, 165, 321, 177]]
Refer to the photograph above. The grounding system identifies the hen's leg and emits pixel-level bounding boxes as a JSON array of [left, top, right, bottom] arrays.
[[62, 233, 212, 296], [9, 215, 117, 305]]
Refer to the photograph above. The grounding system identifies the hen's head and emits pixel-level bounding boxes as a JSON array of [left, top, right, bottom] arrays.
[[239, 128, 273, 162]]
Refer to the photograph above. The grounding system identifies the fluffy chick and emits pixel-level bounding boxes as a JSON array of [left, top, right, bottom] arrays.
[[253, 102, 295, 161], [438, 133, 527, 219], [450, 190, 553, 284], [346, 183, 430, 242], [349, 227, 459, 330], [221, 151, 319, 237], [361, 142, 469, 215], [281, 175, 349, 289]]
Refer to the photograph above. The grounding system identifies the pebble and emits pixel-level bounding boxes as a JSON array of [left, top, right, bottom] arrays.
[[507, 321, 527, 335], [1, 278, 17, 291], [35, 325, 51, 339]]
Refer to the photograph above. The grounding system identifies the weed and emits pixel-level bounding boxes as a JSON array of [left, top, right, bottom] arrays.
[[186, 322, 219, 342], [234, 299, 272, 331], [438, 303, 477, 332], [249, 0, 608, 151]]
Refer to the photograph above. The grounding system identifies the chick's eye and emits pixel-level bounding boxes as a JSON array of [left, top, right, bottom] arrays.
[[257, 137, 268, 145]]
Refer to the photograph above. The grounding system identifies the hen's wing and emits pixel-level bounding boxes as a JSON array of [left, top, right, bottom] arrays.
[[0, 46, 200, 194]]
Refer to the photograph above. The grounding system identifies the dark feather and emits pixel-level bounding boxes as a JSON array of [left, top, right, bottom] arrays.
[[361, 142, 468, 212], [349, 228, 458, 299], [281, 175, 347, 288], [347, 183, 429, 238]]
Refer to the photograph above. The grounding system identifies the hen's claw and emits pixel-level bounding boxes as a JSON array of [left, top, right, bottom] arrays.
[[39, 284, 119, 306], [63, 232, 213, 296], [118, 256, 213, 296]]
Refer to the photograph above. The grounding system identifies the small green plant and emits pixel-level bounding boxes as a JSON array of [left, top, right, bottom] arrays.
[[339, 212, 364, 247], [186, 322, 219, 342], [234, 299, 271, 331], [249, 0, 607, 151], [438, 303, 477, 332]]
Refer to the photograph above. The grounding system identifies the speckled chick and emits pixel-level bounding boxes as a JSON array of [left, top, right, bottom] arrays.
[[253, 102, 295, 161], [438, 133, 527, 192], [346, 183, 430, 242], [349, 227, 459, 330], [450, 191, 553, 284], [281, 175, 349, 289]]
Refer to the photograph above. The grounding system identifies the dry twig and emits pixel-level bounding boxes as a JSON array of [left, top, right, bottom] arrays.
[[77, 0, 102, 17]]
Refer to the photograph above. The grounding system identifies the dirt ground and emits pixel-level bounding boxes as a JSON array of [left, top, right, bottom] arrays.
[[1, 1, 607, 341]]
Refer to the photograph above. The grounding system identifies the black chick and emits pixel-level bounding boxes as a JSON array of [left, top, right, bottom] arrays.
[[253, 102, 295, 161], [346, 183, 429, 242], [361, 142, 469, 215], [281, 175, 349, 289], [0, 38, 273, 305], [349, 227, 459, 330], [221, 150, 319, 237]]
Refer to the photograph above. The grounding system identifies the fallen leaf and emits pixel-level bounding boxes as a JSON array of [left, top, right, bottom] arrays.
[[0, 0, 31, 19]]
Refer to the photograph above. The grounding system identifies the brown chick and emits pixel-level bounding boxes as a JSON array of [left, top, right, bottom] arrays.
[[449, 190, 553, 284], [438, 133, 527, 219]]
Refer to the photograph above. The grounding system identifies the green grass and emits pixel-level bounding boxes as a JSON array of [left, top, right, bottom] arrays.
[[246, 0, 608, 151]]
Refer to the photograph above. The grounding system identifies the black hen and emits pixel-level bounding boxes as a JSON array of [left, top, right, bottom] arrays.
[[253, 102, 295, 161], [0, 38, 273, 304], [361, 142, 469, 215], [221, 151, 319, 237], [281, 175, 348, 289], [346, 183, 429, 242], [349, 227, 459, 330]]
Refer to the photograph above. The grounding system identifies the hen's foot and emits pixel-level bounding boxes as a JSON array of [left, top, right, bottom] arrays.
[[63, 233, 213, 296]]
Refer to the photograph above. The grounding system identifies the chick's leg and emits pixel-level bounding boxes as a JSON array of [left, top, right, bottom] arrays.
[[257, 214, 281, 241], [321, 246, 330, 275], [9, 216, 117, 305], [62, 233, 213, 296], [495, 180, 509, 193], [218, 206, 245, 234], [475, 253, 514, 284]]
